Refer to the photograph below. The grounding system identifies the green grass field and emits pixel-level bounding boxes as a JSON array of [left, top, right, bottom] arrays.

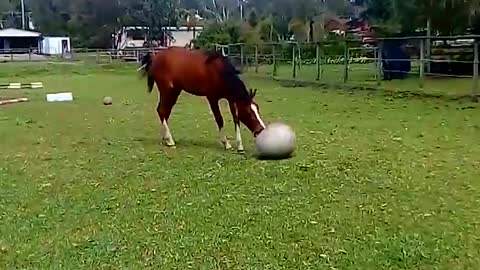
[[1, 62, 480, 269]]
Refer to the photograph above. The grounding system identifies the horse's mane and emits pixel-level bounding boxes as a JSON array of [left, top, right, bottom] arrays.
[[204, 51, 251, 103]]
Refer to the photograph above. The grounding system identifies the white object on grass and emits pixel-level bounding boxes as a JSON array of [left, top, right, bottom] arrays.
[[0, 82, 43, 89], [255, 122, 296, 159], [0, 97, 29, 106], [46, 92, 73, 102], [103, 96, 113, 105]]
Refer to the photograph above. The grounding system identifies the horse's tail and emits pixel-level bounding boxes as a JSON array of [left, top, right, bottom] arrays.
[[138, 52, 155, 93]]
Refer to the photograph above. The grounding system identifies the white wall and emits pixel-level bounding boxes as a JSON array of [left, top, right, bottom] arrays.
[[168, 29, 202, 47], [41, 37, 71, 55]]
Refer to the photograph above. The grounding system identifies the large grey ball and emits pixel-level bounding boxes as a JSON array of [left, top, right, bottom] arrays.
[[255, 122, 296, 159]]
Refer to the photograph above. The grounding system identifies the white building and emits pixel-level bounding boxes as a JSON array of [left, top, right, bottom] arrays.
[[164, 26, 203, 48], [40, 36, 71, 55]]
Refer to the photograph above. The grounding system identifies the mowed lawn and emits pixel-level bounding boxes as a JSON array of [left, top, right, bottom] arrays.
[[1, 62, 480, 269]]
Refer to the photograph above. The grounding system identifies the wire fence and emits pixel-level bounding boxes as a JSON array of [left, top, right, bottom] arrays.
[[0, 48, 154, 64], [216, 36, 480, 101], [0, 35, 479, 101]]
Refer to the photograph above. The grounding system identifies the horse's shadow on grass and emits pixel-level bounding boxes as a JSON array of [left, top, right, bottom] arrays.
[[133, 136, 293, 160], [134, 136, 227, 152]]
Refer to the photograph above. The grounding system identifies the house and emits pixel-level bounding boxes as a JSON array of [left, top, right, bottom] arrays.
[[347, 19, 376, 46], [0, 28, 42, 52], [163, 26, 203, 48], [113, 26, 149, 51], [324, 16, 350, 34]]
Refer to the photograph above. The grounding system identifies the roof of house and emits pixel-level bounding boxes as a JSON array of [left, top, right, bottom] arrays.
[[0, 28, 42, 38]]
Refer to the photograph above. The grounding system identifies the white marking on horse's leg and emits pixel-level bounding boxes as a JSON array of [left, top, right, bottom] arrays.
[[235, 123, 244, 151], [162, 120, 175, 146], [250, 104, 266, 128], [219, 127, 232, 150]]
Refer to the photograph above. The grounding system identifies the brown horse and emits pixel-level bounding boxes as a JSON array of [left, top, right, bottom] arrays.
[[138, 47, 266, 151]]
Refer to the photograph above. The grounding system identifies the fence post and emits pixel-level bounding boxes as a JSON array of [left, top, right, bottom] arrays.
[[419, 39, 425, 89], [10, 50, 13, 62], [255, 44, 259, 73], [473, 39, 479, 102], [377, 42, 382, 85], [373, 47, 377, 82], [292, 44, 296, 78], [343, 42, 349, 83], [96, 49, 100, 63], [316, 43, 321, 81], [240, 44, 245, 67], [297, 45, 302, 70], [272, 44, 278, 77], [28, 48, 32, 61]]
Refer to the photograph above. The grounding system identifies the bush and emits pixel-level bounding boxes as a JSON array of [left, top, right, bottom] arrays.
[[193, 19, 241, 49]]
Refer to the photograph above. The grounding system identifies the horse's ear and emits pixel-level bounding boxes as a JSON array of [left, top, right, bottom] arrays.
[[249, 88, 257, 98]]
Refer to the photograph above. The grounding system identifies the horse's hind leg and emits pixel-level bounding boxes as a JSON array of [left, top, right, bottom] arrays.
[[228, 101, 244, 152], [208, 98, 232, 150], [157, 87, 181, 147]]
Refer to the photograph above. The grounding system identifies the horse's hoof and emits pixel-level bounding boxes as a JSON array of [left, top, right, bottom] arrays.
[[237, 148, 245, 153], [225, 143, 233, 150], [163, 139, 176, 147]]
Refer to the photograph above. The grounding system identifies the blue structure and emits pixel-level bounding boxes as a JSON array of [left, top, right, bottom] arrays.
[[381, 41, 411, 80]]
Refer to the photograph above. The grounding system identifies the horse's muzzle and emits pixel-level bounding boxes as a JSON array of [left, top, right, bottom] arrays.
[[253, 127, 265, 137]]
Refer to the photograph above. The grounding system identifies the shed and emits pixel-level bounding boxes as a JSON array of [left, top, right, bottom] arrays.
[[41, 36, 71, 55], [163, 26, 203, 48], [0, 28, 43, 52]]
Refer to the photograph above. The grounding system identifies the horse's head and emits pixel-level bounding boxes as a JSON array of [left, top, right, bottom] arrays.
[[236, 88, 266, 136]]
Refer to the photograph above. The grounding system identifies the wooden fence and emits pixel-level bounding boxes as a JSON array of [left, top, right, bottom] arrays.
[[215, 35, 480, 101]]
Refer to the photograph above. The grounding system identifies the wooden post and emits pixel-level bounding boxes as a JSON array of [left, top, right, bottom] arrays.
[[473, 40, 479, 102], [28, 48, 32, 61], [426, 18, 432, 74], [255, 44, 259, 73], [373, 47, 377, 82], [316, 43, 321, 81], [343, 42, 349, 83], [240, 44, 245, 67], [377, 42, 383, 85], [292, 44, 296, 78], [419, 39, 425, 89], [10, 50, 13, 62], [272, 44, 277, 77], [297, 45, 302, 70]]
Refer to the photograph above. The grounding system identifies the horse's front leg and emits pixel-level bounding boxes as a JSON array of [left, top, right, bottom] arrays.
[[208, 98, 232, 150], [228, 101, 244, 152]]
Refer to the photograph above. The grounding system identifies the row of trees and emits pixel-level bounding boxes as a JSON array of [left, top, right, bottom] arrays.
[[196, 0, 480, 49], [1, 0, 479, 48], [363, 0, 480, 36]]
